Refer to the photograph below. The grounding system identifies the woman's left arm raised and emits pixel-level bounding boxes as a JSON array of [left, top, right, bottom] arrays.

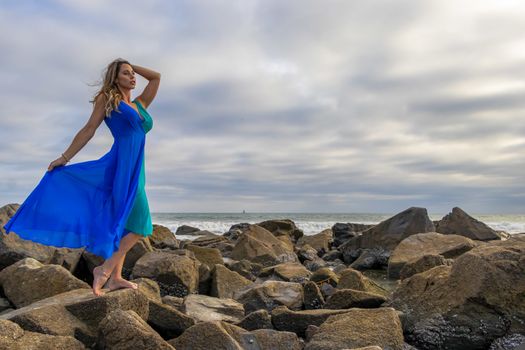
[[132, 64, 161, 109]]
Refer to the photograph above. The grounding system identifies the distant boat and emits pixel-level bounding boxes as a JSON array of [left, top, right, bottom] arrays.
[[242, 210, 246, 214]]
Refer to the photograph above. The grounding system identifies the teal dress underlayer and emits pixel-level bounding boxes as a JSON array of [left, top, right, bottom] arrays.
[[3, 98, 154, 259]]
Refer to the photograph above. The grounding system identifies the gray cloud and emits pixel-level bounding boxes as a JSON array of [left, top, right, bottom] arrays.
[[0, 0, 523, 214]]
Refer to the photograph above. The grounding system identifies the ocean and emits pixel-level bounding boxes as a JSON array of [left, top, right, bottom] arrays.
[[151, 212, 525, 240]]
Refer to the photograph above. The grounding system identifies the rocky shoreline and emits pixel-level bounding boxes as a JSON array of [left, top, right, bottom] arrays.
[[0, 204, 523, 349]]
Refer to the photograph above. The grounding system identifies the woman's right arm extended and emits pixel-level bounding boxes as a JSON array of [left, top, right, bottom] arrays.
[[47, 94, 107, 172]]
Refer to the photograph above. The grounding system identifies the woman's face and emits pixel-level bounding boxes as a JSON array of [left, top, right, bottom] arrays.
[[116, 63, 136, 90]]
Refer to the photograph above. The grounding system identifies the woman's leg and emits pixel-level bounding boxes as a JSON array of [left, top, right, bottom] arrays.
[[92, 232, 141, 296]]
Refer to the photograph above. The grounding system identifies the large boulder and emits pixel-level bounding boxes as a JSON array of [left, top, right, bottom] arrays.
[[168, 321, 243, 349], [387, 232, 476, 279], [0, 258, 89, 307], [148, 300, 195, 339], [271, 262, 312, 283], [256, 219, 304, 242], [304, 307, 404, 350], [185, 244, 224, 267], [1, 288, 149, 330], [337, 268, 389, 298], [332, 222, 374, 247], [149, 224, 179, 249], [7, 304, 95, 346], [182, 294, 245, 323], [97, 309, 174, 349], [271, 305, 352, 336], [210, 264, 252, 299], [399, 254, 452, 280], [389, 235, 525, 350], [234, 280, 304, 313], [231, 225, 298, 267], [436, 207, 501, 241], [132, 250, 200, 297], [169, 320, 303, 350], [323, 289, 387, 309], [0, 319, 85, 349], [340, 207, 435, 265], [296, 229, 333, 256]]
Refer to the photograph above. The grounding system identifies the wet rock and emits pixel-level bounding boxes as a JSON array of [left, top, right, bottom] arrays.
[[175, 225, 200, 235]]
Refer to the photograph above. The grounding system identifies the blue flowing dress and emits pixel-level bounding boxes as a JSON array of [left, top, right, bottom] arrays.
[[2, 99, 154, 259]]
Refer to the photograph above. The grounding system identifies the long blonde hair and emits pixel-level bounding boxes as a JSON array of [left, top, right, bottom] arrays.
[[89, 58, 131, 118]]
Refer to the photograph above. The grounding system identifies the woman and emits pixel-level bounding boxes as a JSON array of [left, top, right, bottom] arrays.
[[3, 58, 161, 296]]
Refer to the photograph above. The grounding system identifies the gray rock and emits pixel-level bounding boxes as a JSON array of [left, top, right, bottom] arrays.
[[436, 207, 502, 241]]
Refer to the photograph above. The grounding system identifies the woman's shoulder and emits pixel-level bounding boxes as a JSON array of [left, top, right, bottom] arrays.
[[133, 97, 148, 109]]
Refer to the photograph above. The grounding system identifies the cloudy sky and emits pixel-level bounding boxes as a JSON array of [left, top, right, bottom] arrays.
[[1, 0, 524, 214]]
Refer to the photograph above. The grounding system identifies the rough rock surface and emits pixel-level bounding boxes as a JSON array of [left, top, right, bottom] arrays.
[[337, 268, 389, 298], [304, 307, 404, 350], [387, 232, 476, 279], [210, 264, 252, 299], [340, 207, 435, 262], [231, 225, 298, 267], [271, 305, 352, 337], [389, 235, 525, 350], [97, 309, 174, 350], [323, 289, 387, 309], [436, 207, 502, 241], [234, 280, 304, 313], [182, 294, 245, 323], [132, 250, 200, 297], [0, 318, 85, 350], [0, 258, 89, 307]]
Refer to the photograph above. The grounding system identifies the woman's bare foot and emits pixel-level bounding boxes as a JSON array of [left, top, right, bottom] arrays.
[[107, 277, 138, 291], [92, 266, 111, 296]]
